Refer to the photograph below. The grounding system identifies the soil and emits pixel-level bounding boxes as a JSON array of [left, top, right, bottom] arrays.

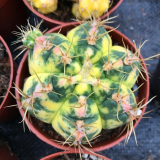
[[51, 153, 105, 160], [0, 41, 10, 105], [37, 0, 120, 22]]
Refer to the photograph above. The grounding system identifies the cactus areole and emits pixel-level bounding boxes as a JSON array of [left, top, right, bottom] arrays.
[[15, 20, 149, 151]]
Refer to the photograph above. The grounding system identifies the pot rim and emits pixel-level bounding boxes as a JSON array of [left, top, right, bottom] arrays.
[[15, 22, 150, 151], [23, 0, 123, 25], [0, 36, 14, 110], [40, 150, 111, 160]]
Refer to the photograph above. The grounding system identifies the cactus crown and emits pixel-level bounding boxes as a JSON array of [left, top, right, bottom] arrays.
[[12, 16, 158, 157]]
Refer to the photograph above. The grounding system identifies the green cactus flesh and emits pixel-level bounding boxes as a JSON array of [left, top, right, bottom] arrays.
[[20, 22, 142, 146]]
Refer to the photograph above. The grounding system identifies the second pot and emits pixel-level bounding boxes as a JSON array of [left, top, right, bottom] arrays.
[[23, 0, 123, 29]]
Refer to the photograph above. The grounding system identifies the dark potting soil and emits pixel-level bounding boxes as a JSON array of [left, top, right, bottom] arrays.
[[33, 118, 124, 147], [40, 0, 120, 22], [0, 41, 10, 105], [51, 153, 105, 160]]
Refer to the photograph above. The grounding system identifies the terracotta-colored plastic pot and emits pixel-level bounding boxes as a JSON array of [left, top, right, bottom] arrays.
[[0, 36, 18, 123], [15, 22, 149, 151], [23, 0, 123, 28], [0, 146, 18, 160], [0, 0, 29, 40], [40, 150, 111, 160]]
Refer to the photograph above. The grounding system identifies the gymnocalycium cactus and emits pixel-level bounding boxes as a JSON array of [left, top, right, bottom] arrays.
[[13, 17, 155, 152], [72, 0, 110, 20]]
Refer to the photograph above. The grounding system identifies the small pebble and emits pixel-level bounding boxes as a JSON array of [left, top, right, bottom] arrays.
[[55, 135, 59, 140], [143, 12, 147, 16], [130, 26, 134, 30], [82, 154, 88, 159], [48, 130, 54, 136], [37, 121, 44, 128], [90, 155, 98, 160]]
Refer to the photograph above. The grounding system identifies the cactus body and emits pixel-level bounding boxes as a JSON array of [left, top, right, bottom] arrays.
[[29, 0, 58, 14], [72, 0, 109, 19], [20, 22, 142, 146]]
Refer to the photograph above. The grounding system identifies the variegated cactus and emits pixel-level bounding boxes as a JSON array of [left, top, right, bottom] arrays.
[[14, 18, 152, 150]]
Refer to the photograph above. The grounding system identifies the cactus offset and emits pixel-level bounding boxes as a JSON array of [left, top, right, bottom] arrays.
[[13, 18, 156, 155], [27, 0, 58, 14], [72, 0, 110, 19]]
